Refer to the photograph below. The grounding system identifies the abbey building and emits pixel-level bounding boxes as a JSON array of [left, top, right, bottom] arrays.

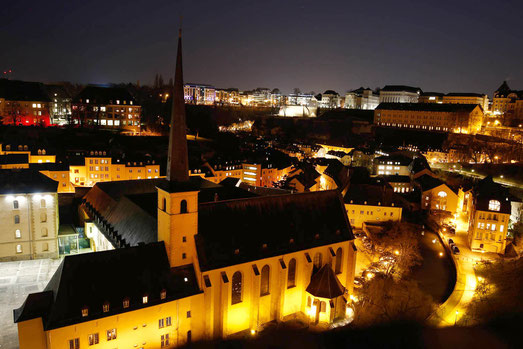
[[13, 31, 357, 349]]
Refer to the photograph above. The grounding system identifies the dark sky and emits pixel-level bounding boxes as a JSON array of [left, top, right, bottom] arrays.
[[1, 0, 522, 95]]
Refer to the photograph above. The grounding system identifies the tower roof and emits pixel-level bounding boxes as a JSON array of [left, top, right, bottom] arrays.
[[306, 264, 345, 299], [166, 29, 189, 183]]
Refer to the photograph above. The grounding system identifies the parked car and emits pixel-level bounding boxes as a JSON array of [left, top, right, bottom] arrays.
[[452, 245, 460, 255]]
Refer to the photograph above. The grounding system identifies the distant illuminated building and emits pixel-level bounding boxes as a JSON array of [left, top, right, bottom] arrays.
[[318, 90, 341, 109], [344, 88, 379, 110], [374, 103, 484, 134], [215, 88, 240, 105], [379, 85, 421, 103], [44, 84, 72, 125], [73, 86, 141, 134], [0, 79, 51, 126], [491, 81, 523, 123], [0, 170, 59, 261], [442, 93, 489, 113], [184, 83, 216, 105]]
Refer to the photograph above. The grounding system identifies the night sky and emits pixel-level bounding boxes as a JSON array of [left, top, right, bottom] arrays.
[[1, 0, 522, 95]]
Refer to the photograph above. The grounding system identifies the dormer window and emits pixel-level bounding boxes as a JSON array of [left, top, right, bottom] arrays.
[[489, 200, 500, 212], [160, 289, 167, 300], [81, 306, 88, 317], [103, 302, 110, 312], [123, 297, 130, 308]]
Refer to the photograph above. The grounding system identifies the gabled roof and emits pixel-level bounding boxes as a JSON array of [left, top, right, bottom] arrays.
[[474, 176, 511, 214], [0, 79, 51, 102], [415, 174, 445, 192], [75, 86, 136, 105], [376, 103, 480, 112], [14, 242, 201, 330], [196, 190, 354, 271], [409, 156, 431, 174], [0, 153, 28, 164], [344, 182, 398, 206], [306, 264, 345, 299], [0, 169, 58, 194], [445, 92, 485, 97], [82, 177, 256, 248]]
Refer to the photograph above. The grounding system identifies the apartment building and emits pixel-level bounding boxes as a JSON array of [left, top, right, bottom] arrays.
[[468, 177, 511, 254], [0, 79, 51, 126], [73, 86, 141, 134], [374, 103, 484, 134], [0, 170, 59, 261]]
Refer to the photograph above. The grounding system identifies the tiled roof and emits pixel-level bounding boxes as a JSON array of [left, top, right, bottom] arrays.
[[14, 242, 201, 330], [0, 79, 51, 102], [0, 169, 58, 194], [306, 264, 345, 299], [196, 190, 354, 271], [74, 86, 136, 105], [376, 103, 479, 112]]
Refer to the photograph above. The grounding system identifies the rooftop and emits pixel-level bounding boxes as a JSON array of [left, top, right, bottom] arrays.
[[196, 190, 354, 271], [376, 103, 480, 112], [0, 169, 58, 195]]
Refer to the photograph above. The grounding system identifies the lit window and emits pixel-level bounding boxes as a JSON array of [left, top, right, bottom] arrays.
[[106, 329, 117, 341], [81, 307, 88, 317], [123, 298, 130, 308], [231, 271, 242, 304], [88, 333, 99, 346], [142, 295, 148, 304], [15, 229, 21, 239], [488, 200, 500, 212], [16, 245, 22, 254], [69, 338, 80, 349], [103, 302, 110, 312]]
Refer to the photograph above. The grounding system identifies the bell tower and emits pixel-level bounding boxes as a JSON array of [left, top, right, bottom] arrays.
[[157, 29, 199, 268]]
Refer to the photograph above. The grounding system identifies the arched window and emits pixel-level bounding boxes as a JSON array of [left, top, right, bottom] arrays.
[[180, 200, 188, 214], [14, 215, 20, 224], [260, 265, 270, 296], [437, 191, 447, 197], [41, 199, 46, 208], [13, 200, 19, 209], [162, 198, 166, 211], [488, 200, 500, 212], [40, 212, 47, 223], [231, 271, 242, 304], [41, 227, 48, 237], [335, 248, 343, 274], [313, 252, 323, 271], [287, 258, 296, 288]]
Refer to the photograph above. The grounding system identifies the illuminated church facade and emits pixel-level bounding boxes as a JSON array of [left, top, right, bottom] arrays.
[[14, 31, 357, 349]]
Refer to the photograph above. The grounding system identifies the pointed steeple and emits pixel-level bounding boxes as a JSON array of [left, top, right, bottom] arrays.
[[166, 28, 189, 182]]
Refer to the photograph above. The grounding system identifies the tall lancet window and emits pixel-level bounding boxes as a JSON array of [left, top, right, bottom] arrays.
[[231, 272, 242, 305]]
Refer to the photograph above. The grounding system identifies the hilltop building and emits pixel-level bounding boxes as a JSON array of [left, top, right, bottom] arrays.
[[344, 88, 379, 110], [73, 86, 141, 134], [378, 85, 421, 103], [14, 30, 357, 349], [374, 103, 484, 134], [0, 79, 51, 126]]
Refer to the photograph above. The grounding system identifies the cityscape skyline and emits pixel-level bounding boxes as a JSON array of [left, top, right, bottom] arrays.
[[1, 0, 522, 94]]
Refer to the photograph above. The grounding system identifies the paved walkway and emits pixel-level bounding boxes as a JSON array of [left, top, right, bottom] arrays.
[[0, 259, 62, 349], [429, 214, 499, 326]]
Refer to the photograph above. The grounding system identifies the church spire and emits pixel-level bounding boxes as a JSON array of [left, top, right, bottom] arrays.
[[166, 28, 189, 182]]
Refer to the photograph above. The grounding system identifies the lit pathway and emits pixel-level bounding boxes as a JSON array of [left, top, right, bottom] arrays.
[[428, 214, 497, 326], [0, 258, 62, 349]]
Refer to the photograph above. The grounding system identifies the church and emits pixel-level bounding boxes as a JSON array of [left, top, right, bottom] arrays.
[[13, 31, 357, 349]]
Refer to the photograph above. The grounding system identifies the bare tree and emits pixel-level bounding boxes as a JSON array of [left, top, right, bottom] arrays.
[[353, 275, 434, 326]]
